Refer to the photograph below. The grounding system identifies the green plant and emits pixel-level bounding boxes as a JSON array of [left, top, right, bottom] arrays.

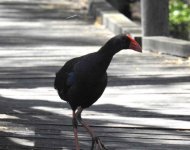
[[169, 0, 190, 40]]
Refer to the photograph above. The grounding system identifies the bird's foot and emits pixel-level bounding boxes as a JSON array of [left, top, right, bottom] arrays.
[[91, 137, 108, 150]]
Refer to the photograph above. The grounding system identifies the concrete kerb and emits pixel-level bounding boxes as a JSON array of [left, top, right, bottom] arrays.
[[143, 36, 190, 58], [88, 0, 190, 58]]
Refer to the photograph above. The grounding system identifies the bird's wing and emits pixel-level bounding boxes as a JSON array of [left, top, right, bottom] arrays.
[[54, 57, 80, 100], [66, 72, 76, 86]]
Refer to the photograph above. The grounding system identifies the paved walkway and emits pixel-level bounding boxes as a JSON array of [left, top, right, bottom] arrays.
[[0, 0, 190, 149]]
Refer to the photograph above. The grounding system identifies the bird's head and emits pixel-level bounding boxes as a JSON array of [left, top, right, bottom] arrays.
[[126, 34, 142, 52], [116, 34, 142, 53], [99, 34, 142, 55]]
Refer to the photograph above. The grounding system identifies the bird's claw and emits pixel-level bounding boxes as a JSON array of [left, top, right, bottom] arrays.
[[91, 137, 108, 150]]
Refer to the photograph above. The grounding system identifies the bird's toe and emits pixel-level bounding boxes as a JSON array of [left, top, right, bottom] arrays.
[[93, 137, 108, 150]]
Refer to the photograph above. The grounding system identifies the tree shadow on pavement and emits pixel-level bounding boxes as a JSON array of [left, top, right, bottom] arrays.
[[0, 93, 190, 150]]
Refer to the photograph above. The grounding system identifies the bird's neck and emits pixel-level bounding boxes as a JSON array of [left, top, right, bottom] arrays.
[[98, 40, 122, 57], [95, 41, 121, 73]]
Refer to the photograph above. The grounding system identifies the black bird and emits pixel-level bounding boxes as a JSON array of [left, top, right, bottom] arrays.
[[54, 34, 142, 150]]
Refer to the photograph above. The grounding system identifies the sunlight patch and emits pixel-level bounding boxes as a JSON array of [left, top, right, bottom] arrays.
[[0, 114, 18, 119], [31, 106, 69, 116], [8, 137, 34, 147], [0, 88, 58, 102], [0, 126, 8, 131]]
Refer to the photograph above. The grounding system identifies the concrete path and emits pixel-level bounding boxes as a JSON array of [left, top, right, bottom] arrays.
[[0, 0, 190, 149]]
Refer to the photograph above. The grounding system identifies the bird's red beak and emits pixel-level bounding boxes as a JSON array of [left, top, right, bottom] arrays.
[[127, 35, 142, 53]]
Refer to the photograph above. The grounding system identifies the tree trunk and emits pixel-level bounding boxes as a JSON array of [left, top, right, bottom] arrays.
[[141, 0, 169, 36]]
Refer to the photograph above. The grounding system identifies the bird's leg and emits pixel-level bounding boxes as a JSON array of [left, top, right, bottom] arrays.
[[72, 110, 80, 150], [76, 107, 107, 150]]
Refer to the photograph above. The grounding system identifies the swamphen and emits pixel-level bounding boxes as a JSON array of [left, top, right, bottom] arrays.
[[54, 34, 142, 150]]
